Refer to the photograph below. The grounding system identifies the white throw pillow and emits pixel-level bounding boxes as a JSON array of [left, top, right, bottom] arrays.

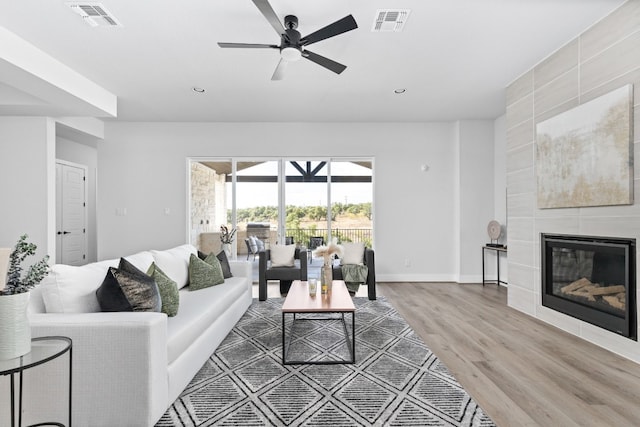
[[341, 242, 365, 265], [249, 236, 258, 253], [41, 258, 119, 313], [270, 244, 296, 267], [151, 244, 197, 289]]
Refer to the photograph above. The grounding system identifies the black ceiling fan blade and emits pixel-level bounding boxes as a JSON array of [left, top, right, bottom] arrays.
[[303, 50, 347, 74], [271, 58, 288, 81], [218, 42, 278, 49], [251, 0, 286, 35], [301, 15, 358, 46]]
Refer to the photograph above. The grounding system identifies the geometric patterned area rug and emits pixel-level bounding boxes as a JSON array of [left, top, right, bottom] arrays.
[[156, 297, 495, 426]]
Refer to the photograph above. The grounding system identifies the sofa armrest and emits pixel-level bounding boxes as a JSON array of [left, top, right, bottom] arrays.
[[26, 312, 168, 427], [229, 260, 252, 294], [229, 260, 251, 280]]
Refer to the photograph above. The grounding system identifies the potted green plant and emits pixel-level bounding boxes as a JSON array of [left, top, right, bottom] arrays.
[[0, 235, 50, 359]]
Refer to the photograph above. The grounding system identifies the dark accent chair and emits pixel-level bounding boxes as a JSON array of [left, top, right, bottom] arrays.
[[332, 248, 376, 300], [259, 248, 308, 300], [245, 238, 258, 261]]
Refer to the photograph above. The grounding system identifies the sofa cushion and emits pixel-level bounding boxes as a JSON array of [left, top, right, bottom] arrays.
[[166, 276, 248, 364], [147, 262, 180, 317], [41, 258, 119, 313], [123, 251, 155, 272], [188, 254, 224, 290], [151, 244, 196, 289], [96, 258, 161, 312]]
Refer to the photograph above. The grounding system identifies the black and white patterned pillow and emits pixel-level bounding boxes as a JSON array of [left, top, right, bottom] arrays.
[[96, 258, 161, 312]]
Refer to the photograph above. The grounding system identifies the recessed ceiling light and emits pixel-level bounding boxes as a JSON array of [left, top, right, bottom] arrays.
[[394, 88, 406, 94], [192, 87, 205, 93]]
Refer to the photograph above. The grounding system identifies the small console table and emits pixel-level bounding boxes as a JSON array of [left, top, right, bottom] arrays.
[[482, 245, 508, 286], [0, 336, 72, 427]]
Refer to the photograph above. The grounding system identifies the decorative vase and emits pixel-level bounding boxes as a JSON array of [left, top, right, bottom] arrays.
[[321, 256, 333, 294], [0, 292, 31, 360], [222, 243, 232, 257]]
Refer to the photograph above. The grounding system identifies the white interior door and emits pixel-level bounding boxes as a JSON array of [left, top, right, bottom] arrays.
[[56, 162, 87, 265]]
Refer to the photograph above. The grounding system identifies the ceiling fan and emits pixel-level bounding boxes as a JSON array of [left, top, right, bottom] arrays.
[[218, 0, 358, 80]]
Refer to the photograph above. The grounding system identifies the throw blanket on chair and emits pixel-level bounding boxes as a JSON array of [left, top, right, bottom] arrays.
[[341, 264, 368, 294]]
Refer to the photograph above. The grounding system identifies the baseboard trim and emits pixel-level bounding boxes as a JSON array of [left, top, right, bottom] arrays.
[[376, 274, 457, 282]]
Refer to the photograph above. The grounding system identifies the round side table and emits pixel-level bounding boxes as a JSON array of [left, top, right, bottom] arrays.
[[0, 336, 72, 427]]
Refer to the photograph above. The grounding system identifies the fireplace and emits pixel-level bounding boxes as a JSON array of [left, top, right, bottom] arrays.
[[541, 234, 636, 340]]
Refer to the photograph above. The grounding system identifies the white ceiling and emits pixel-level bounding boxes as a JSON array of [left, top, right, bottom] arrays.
[[0, 0, 626, 122]]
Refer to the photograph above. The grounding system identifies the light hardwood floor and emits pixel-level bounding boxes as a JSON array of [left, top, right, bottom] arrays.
[[377, 282, 640, 427]]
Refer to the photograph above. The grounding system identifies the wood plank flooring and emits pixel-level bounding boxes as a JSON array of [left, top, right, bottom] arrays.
[[377, 282, 640, 427]]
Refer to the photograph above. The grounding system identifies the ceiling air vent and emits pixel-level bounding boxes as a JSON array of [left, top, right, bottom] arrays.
[[66, 2, 122, 27], [372, 9, 410, 32]]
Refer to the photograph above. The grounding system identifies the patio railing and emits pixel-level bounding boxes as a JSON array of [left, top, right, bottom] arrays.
[[286, 228, 372, 247]]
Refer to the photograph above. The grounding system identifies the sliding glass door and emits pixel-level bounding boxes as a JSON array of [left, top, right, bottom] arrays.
[[284, 160, 329, 250], [189, 158, 373, 259], [329, 160, 373, 247]]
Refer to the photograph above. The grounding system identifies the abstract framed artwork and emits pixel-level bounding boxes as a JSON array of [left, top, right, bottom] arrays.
[[536, 84, 634, 209]]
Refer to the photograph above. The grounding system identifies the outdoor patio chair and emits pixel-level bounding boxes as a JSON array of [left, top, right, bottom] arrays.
[[308, 236, 325, 264]]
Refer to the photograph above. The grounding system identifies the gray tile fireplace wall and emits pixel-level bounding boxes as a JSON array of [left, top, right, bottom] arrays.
[[505, 0, 640, 362]]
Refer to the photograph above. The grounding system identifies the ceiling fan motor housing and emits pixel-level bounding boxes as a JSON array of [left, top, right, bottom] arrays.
[[284, 15, 298, 29]]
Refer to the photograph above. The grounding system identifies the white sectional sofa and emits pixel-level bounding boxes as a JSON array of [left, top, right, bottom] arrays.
[[21, 244, 252, 426]]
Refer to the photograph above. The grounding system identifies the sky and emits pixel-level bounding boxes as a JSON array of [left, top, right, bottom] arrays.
[[231, 161, 372, 209]]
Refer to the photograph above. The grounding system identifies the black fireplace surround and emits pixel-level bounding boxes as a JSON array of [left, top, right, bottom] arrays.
[[541, 233, 636, 340]]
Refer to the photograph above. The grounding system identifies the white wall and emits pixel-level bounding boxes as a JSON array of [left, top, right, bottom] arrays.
[[456, 120, 496, 282], [0, 117, 55, 262], [97, 121, 494, 281], [56, 137, 98, 262]]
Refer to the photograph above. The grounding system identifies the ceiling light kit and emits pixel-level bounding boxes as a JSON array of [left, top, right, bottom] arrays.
[[218, 0, 358, 80]]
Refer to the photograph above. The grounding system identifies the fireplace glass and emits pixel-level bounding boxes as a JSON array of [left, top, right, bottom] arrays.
[[541, 234, 636, 340]]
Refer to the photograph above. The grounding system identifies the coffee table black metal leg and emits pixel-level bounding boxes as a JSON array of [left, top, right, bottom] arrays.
[[281, 312, 286, 364], [352, 312, 355, 363]]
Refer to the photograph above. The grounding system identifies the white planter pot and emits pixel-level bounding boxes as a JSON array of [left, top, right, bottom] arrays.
[[222, 243, 232, 257], [0, 292, 31, 360]]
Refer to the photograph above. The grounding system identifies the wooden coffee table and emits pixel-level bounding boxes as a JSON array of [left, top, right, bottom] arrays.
[[281, 280, 355, 365]]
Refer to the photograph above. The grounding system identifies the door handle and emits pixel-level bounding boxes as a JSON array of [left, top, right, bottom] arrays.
[[63, 231, 71, 235], [57, 231, 62, 235]]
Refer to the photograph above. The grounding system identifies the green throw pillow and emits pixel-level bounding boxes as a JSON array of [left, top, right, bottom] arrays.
[[189, 254, 224, 290], [147, 262, 180, 317]]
